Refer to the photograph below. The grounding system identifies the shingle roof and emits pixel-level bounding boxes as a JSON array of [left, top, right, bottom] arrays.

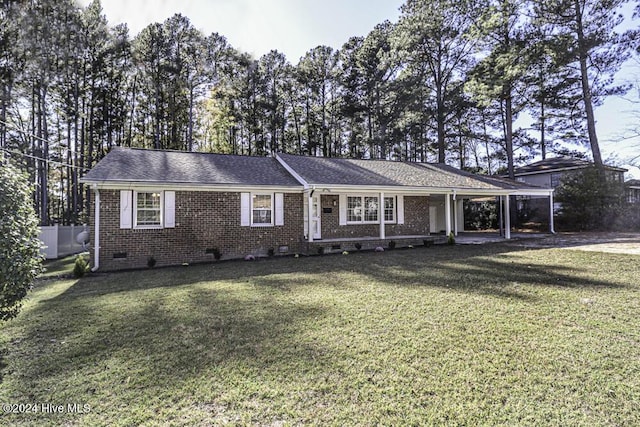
[[81, 148, 301, 187], [513, 157, 627, 175], [82, 148, 550, 192], [626, 179, 640, 188], [278, 153, 544, 191]]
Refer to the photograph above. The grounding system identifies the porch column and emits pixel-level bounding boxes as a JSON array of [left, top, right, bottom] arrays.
[[549, 192, 556, 233], [308, 193, 314, 243], [504, 195, 511, 240], [453, 193, 458, 237], [445, 193, 452, 237], [379, 192, 385, 240]]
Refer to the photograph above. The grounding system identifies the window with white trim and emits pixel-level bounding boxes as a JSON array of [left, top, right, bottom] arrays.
[[364, 196, 378, 222], [134, 191, 163, 227], [384, 196, 395, 222], [347, 196, 363, 222], [346, 195, 397, 224], [252, 193, 273, 225]]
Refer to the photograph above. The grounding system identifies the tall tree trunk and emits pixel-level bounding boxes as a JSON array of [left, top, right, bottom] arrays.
[[573, 0, 603, 173], [436, 85, 446, 164], [504, 90, 515, 180]]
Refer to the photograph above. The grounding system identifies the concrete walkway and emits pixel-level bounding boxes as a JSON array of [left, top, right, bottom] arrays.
[[453, 231, 640, 256], [508, 232, 640, 256]]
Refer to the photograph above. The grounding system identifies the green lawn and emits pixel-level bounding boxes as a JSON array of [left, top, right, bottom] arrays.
[[1, 244, 639, 426]]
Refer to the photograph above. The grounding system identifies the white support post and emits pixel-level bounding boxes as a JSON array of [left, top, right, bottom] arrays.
[[504, 195, 511, 240], [379, 192, 385, 240], [308, 193, 314, 243], [549, 192, 556, 234], [453, 194, 458, 237], [445, 194, 452, 237]]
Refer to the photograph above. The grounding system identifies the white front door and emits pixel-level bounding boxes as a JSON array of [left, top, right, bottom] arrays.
[[311, 194, 321, 239]]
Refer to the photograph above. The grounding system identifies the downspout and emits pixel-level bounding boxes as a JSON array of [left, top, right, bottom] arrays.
[[91, 186, 100, 272]]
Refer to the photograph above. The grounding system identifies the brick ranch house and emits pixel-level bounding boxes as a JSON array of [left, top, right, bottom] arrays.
[[80, 148, 554, 271]]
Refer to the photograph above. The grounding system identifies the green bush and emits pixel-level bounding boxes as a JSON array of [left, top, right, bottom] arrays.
[[555, 167, 624, 231], [464, 200, 498, 230], [73, 255, 90, 278], [0, 161, 44, 320]]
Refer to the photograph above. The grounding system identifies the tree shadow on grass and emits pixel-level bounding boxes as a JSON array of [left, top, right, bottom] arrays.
[[7, 284, 331, 407], [46, 242, 628, 304], [2, 241, 634, 423]]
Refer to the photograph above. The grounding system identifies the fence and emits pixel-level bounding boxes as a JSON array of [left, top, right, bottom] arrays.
[[39, 224, 89, 260]]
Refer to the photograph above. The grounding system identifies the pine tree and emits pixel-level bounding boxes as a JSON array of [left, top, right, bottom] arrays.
[[537, 0, 631, 173]]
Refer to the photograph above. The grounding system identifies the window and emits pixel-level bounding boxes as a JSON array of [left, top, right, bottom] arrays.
[[364, 197, 378, 222], [121, 190, 174, 230], [347, 196, 362, 222], [135, 191, 162, 227], [252, 194, 273, 225], [384, 197, 395, 222], [339, 194, 403, 226], [346, 195, 396, 224]]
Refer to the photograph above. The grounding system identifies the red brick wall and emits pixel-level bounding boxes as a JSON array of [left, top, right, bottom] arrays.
[[90, 190, 304, 270], [320, 195, 430, 239]]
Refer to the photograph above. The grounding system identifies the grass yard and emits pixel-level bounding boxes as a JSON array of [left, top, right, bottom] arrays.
[[1, 244, 639, 426]]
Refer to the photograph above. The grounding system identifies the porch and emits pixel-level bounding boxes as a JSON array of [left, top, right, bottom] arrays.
[[305, 231, 554, 254]]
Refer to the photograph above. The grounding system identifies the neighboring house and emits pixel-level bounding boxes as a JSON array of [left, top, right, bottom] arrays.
[[510, 157, 627, 223], [80, 148, 553, 271], [511, 157, 626, 189], [626, 179, 640, 204]]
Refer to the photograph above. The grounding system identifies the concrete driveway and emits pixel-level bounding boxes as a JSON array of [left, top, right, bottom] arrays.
[[509, 232, 640, 256]]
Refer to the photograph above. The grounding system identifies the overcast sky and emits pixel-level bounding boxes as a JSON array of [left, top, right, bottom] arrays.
[[76, 0, 639, 177]]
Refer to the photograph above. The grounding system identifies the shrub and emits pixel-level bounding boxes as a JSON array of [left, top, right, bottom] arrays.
[[147, 256, 157, 268], [317, 247, 325, 255], [73, 255, 90, 278], [612, 204, 640, 231], [212, 248, 222, 260], [464, 200, 498, 230], [267, 248, 275, 257], [354, 242, 362, 251], [0, 162, 44, 321], [388, 240, 396, 250], [447, 232, 456, 245], [555, 167, 624, 231]]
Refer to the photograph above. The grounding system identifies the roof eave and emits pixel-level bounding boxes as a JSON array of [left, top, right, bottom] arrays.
[[302, 183, 547, 195], [79, 179, 304, 192]]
